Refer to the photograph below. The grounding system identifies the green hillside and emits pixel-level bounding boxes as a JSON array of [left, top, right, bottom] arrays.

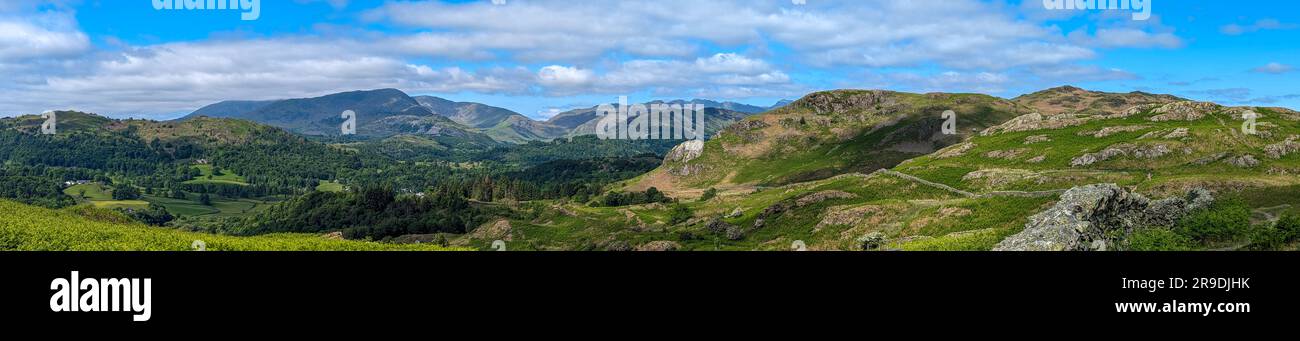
[[495, 88, 1300, 251], [626, 90, 1037, 197], [897, 100, 1300, 198], [0, 200, 465, 251]]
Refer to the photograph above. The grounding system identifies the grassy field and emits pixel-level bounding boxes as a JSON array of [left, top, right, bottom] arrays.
[[183, 164, 249, 186], [63, 183, 112, 201], [316, 180, 346, 192], [0, 200, 466, 251], [61, 181, 277, 218]]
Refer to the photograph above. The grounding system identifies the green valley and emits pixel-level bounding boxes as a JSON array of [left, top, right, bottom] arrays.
[[3, 87, 1298, 252]]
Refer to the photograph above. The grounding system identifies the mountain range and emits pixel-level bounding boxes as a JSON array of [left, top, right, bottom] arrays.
[[185, 89, 787, 144]]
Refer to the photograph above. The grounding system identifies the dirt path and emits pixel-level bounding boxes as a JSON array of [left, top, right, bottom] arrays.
[[873, 169, 976, 198], [872, 169, 1064, 199], [1252, 204, 1291, 225]]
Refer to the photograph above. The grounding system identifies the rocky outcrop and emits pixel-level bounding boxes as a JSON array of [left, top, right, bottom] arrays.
[[1070, 148, 1126, 167], [1070, 143, 1170, 167], [795, 190, 857, 206], [725, 207, 744, 218], [1079, 125, 1150, 138], [1265, 136, 1299, 159], [993, 184, 1213, 251], [1225, 154, 1260, 168], [857, 232, 887, 251], [1163, 128, 1190, 139], [980, 113, 1091, 136], [800, 90, 899, 115], [665, 139, 706, 176], [985, 148, 1029, 160], [1023, 135, 1052, 145], [934, 142, 975, 158], [604, 240, 634, 252], [636, 241, 682, 251], [666, 140, 705, 163], [1145, 101, 1221, 122], [706, 218, 735, 234]]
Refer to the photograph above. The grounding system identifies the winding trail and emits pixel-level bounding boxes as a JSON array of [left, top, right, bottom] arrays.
[[871, 169, 1064, 199]]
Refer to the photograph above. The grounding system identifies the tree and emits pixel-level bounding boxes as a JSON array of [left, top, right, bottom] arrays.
[[112, 186, 141, 200], [199, 193, 212, 206], [170, 188, 187, 200], [121, 203, 174, 226], [700, 188, 718, 201], [669, 204, 693, 225]]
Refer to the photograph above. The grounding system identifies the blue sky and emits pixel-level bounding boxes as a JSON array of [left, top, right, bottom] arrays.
[[0, 0, 1296, 120]]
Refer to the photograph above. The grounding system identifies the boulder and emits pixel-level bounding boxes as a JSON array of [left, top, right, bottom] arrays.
[[725, 207, 744, 218], [705, 218, 735, 234], [605, 240, 634, 252], [993, 184, 1213, 251], [1264, 136, 1299, 159], [636, 241, 682, 252], [1225, 154, 1260, 168], [725, 226, 746, 241], [858, 232, 887, 250]]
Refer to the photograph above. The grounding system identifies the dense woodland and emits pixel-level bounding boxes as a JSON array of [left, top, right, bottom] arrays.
[[241, 186, 495, 239], [0, 115, 673, 240]]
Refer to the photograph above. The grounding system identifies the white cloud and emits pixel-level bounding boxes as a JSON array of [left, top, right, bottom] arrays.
[[1069, 27, 1183, 49], [365, 0, 1144, 71], [537, 65, 596, 88], [0, 38, 533, 116], [0, 12, 89, 61], [1221, 19, 1296, 35], [295, 0, 350, 10], [536, 53, 794, 97], [1251, 62, 1294, 75], [0, 0, 1199, 117]]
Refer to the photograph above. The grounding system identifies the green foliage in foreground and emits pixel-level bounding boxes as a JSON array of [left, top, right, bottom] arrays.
[[1176, 199, 1253, 244], [1127, 228, 1194, 251], [1130, 200, 1298, 251], [0, 200, 465, 251]]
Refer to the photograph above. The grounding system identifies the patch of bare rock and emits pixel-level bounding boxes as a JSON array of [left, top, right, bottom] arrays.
[[1265, 136, 1299, 159], [1078, 125, 1150, 138], [994, 184, 1213, 251], [665, 139, 706, 176], [1023, 135, 1052, 144], [985, 148, 1029, 160], [1071, 143, 1171, 167], [934, 142, 975, 159], [636, 241, 682, 251], [980, 113, 1092, 136]]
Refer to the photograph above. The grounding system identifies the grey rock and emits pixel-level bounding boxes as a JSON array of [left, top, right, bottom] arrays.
[[993, 184, 1213, 251], [725, 226, 745, 241], [1225, 154, 1260, 168], [636, 241, 682, 252], [706, 218, 734, 234], [858, 232, 887, 251], [605, 240, 634, 252]]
